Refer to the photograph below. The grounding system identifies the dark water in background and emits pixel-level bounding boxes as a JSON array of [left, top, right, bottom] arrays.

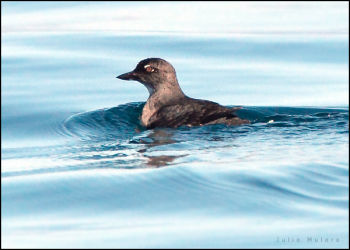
[[1, 31, 349, 248]]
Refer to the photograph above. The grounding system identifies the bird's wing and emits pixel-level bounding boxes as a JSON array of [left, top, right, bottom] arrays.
[[147, 99, 238, 128]]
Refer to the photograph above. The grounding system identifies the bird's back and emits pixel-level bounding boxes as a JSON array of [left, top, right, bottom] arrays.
[[146, 97, 249, 128]]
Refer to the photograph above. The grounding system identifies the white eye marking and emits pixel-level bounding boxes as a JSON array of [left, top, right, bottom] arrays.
[[144, 64, 155, 72]]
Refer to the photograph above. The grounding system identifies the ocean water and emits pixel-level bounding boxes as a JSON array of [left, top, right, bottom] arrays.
[[2, 2, 349, 249]]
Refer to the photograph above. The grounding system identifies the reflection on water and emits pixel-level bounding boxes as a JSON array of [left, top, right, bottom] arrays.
[[136, 129, 188, 167]]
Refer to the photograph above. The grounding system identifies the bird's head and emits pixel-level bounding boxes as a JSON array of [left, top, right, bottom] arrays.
[[117, 58, 179, 95]]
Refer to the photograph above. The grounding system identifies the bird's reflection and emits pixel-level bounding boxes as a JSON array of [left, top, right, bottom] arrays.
[[136, 129, 187, 168]]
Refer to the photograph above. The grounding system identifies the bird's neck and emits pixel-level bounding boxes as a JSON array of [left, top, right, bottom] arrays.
[[141, 81, 185, 127], [146, 81, 185, 108]]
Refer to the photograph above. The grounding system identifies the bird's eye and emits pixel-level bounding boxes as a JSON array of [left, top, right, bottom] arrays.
[[144, 65, 156, 73]]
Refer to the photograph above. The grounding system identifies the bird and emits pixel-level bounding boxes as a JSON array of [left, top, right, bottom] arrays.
[[117, 58, 250, 129]]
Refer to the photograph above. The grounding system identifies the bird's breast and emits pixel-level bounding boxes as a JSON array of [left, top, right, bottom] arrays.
[[141, 101, 156, 127]]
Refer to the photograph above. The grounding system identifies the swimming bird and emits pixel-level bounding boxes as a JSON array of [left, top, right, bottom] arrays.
[[117, 58, 250, 129]]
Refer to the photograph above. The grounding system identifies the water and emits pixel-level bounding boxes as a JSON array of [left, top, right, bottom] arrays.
[[2, 2, 349, 248]]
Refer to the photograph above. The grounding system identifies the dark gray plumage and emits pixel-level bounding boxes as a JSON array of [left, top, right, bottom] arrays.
[[117, 58, 250, 128]]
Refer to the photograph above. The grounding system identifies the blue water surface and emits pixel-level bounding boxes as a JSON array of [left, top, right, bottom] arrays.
[[1, 3, 349, 248]]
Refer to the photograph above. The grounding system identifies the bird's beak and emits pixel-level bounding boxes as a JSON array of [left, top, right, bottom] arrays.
[[116, 71, 138, 80]]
